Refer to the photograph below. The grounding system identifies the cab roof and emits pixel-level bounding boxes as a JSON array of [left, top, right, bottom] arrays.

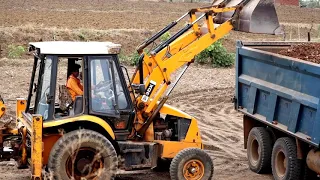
[[29, 41, 122, 55]]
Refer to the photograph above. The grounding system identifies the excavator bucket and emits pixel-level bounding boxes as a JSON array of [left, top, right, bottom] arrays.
[[213, 0, 283, 34]]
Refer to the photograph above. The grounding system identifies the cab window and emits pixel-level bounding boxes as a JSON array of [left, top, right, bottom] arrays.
[[36, 56, 53, 120], [89, 57, 128, 114]]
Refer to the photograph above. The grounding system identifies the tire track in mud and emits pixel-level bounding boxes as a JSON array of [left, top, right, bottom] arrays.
[[169, 87, 249, 177]]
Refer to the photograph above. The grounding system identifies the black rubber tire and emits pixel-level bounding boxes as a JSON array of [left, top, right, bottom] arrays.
[[301, 160, 318, 180], [47, 129, 118, 180], [247, 127, 272, 174], [169, 148, 214, 180], [271, 137, 301, 180]]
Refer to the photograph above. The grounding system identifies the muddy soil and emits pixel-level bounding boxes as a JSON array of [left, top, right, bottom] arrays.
[[278, 43, 320, 63], [1, 0, 320, 28], [1, 0, 320, 56]]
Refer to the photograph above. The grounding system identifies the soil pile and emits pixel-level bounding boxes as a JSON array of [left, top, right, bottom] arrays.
[[279, 43, 320, 63]]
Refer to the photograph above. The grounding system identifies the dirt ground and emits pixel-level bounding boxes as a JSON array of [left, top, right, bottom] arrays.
[[1, 0, 320, 55], [1, 0, 320, 28], [0, 0, 319, 179]]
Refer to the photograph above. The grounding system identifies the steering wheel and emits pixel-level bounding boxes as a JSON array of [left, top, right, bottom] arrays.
[[92, 88, 115, 111], [92, 80, 126, 110], [92, 80, 114, 107], [94, 80, 113, 93]]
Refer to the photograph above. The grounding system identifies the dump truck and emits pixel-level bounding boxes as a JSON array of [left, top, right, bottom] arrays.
[[235, 41, 320, 180], [0, 1, 281, 180]]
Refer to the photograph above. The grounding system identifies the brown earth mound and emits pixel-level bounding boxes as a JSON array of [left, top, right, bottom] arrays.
[[278, 43, 320, 63]]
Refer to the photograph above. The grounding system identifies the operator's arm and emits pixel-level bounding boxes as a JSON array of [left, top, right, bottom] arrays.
[[71, 82, 83, 95], [67, 78, 83, 96]]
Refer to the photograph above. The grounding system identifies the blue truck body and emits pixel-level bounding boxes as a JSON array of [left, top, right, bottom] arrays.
[[235, 41, 320, 147]]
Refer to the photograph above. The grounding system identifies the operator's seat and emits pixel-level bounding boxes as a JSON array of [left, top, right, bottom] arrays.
[[59, 85, 73, 112], [72, 96, 83, 116], [58, 85, 83, 116]]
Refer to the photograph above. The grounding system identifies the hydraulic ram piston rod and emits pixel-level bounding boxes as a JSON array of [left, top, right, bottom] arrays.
[[136, 63, 190, 138], [136, 12, 189, 53], [151, 13, 206, 55]]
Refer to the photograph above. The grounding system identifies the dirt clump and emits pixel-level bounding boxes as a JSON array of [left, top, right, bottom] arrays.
[[278, 43, 320, 63]]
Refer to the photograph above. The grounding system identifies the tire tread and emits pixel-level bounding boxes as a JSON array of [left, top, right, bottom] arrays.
[[272, 137, 301, 180], [47, 129, 118, 180], [247, 127, 273, 174], [169, 148, 214, 180]]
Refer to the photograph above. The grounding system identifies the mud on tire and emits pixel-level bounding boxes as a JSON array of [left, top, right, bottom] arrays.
[[169, 148, 213, 180], [247, 127, 273, 174], [47, 129, 118, 180]]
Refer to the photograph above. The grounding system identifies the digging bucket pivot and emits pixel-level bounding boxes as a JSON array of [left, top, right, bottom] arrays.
[[213, 0, 283, 34]]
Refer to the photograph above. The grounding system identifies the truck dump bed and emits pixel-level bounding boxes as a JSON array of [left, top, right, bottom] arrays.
[[235, 41, 320, 147]]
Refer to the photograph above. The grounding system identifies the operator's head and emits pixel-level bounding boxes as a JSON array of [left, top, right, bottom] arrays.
[[71, 64, 81, 78]]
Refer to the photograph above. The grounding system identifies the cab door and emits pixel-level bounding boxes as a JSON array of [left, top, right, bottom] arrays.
[[35, 55, 58, 121], [87, 56, 134, 137]]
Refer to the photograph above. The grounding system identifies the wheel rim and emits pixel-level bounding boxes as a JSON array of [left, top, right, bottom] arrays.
[[275, 150, 286, 178], [250, 138, 260, 166], [183, 159, 205, 180], [66, 147, 104, 180]]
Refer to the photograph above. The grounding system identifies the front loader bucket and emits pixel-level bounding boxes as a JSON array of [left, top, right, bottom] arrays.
[[214, 0, 283, 34], [238, 0, 282, 34]]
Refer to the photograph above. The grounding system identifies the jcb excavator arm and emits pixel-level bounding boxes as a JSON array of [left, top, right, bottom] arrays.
[[131, 6, 238, 138], [130, 3, 281, 138], [0, 96, 6, 119]]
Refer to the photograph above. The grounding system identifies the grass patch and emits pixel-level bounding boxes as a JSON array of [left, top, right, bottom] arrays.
[[8, 45, 25, 59], [119, 33, 234, 67], [119, 52, 140, 66], [196, 39, 235, 67]]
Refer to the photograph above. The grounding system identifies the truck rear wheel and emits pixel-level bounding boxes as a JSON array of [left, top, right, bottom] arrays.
[[247, 127, 272, 173], [169, 148, 213, 180], [302, 162, 318, 180], [47, 129, 118, 180], [271, 137, 301, 180]]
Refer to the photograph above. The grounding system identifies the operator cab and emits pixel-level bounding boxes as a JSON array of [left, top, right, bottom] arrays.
[[27, 41, 134, 133]]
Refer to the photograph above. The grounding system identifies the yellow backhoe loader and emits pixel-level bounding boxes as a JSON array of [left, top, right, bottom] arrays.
[[0, 0, 281, 179]]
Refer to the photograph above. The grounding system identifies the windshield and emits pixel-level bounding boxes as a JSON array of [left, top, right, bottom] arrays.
[[90, 57, 128, 114]]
